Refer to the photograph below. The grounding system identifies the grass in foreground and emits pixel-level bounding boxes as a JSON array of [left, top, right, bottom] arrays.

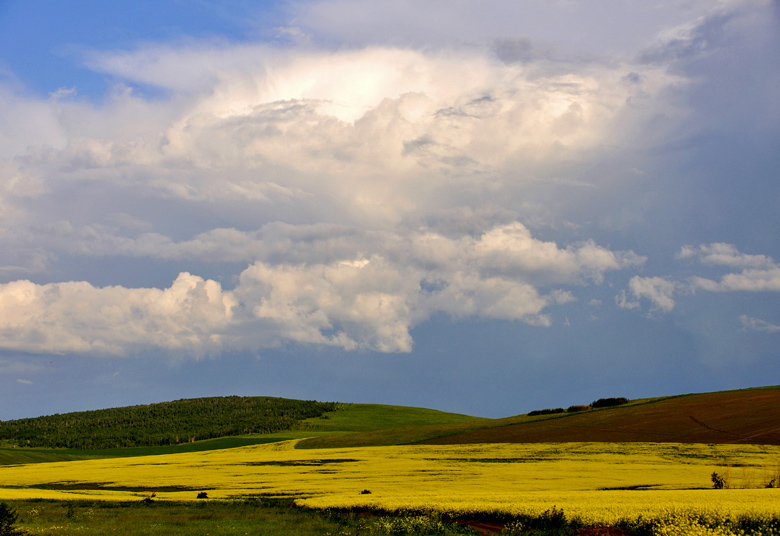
[[4, 499, 780, 536], [5, 499, 347, 536], [2, 499, 478, 536]]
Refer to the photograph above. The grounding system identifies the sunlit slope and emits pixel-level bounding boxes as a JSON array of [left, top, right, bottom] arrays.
[[296, 404, 516, 449], [422, 386, 780, 446], [303, 403, 486, 432]]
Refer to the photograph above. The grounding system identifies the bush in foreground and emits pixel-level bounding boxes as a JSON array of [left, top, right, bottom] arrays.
[[367, 515, 452, 535], [0, 502, 25, 536], [501, 507, 573, 535]]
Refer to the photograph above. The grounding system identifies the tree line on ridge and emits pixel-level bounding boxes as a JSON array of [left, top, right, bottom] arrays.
[[0, 396, 339, 449]]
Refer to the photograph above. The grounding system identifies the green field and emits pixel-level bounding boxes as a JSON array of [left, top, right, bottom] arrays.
[[0, 498, 481, 536], [3, 497, 777, 536]]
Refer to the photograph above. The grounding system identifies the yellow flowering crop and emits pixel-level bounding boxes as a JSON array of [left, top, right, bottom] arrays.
[[1, 441, 778, 525]]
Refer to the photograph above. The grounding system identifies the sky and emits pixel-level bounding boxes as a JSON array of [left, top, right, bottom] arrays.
[[0, 0, 779, 420]]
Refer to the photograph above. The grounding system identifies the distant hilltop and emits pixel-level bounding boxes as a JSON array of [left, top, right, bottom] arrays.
[[0, 396, 338, 450], [2, 385, 779, 453]]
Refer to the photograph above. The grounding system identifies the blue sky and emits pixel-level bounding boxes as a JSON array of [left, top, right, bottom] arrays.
[[1, 0, 779, 420]]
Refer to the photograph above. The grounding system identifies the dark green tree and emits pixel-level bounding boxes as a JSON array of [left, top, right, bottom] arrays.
[[0, 502, 26, 536]]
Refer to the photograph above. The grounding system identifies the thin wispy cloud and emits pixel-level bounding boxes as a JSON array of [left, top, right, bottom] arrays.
[[741, 315, 780, 333]]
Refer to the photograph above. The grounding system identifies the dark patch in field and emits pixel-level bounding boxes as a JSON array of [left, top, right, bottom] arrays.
[[431, 457, 553, 463], [18, 482, 207, 492], [576, 528, 629, 536], [241, 458, 358, 467], [456, 519, 506, 534], [689, 415, 740, 437], [597, 484, 660, 490], [229, 492, 314, 502]]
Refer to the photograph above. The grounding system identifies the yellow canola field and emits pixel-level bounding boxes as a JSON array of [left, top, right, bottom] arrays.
[[1, 441, 779, 525]]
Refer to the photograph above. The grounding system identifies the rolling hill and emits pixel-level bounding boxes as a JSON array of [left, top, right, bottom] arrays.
[[299, 385, 780, 449], [2, 385, 778, 464], [0, 398, 485, 464], [0, 396, 340, 450], [421, 386, 780, 445]]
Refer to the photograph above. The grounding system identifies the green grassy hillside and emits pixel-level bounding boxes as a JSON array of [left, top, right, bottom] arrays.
[[2, 385, 778, 464], [294, 403, 488, 448], [299, 403, 485, 432], [295, 396, 669, 449], [0, 400, 486, 464]]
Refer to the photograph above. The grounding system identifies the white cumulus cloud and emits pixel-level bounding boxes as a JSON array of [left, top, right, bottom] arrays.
[[0, 223, 641, 356], [681, 244, 780, 292], [622, 276, 681, 313], [0, 273, 236, 356]]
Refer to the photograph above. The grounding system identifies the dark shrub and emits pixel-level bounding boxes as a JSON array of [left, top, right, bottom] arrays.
[[0, 502, 26, 536], [736, 513, 780, 533], [534, 507, 568, 531], [590, 397, 629, 408], [528, 408, 565, 416], [566, 405, 590, 413], [197, 492, 209, 499]]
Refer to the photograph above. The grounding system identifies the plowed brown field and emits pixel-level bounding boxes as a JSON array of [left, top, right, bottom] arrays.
[[421, 387, 780, 445]]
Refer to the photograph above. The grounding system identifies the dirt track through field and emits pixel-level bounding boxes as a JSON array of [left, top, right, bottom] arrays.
[[422, 388, 780, 445]]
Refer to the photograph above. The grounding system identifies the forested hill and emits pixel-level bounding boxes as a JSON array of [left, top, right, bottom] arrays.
[[0, 396, 339, 449]]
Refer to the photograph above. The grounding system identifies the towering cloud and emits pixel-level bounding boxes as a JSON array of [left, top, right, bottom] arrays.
[[0, 0, 777, 391]]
